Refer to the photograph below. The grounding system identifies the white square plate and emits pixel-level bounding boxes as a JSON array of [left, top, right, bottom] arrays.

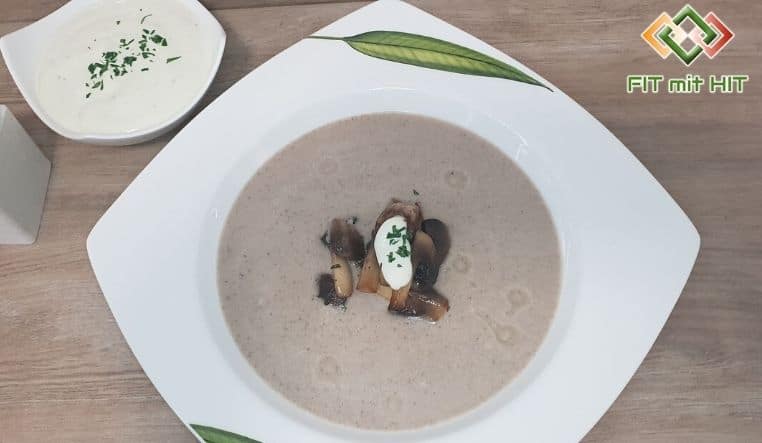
[[87, 1, 700, 442]]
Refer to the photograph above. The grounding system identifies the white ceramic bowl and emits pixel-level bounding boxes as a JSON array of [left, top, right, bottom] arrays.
[[87, 1, 700, 441], [0, 0, 226, 146]]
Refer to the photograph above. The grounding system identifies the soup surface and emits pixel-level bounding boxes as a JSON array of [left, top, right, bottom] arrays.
[[218, 113, 561, 430]]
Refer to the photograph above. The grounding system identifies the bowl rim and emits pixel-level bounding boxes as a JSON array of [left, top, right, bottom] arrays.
[[192, 92, 582, 441], [0, 0, 226, 145]]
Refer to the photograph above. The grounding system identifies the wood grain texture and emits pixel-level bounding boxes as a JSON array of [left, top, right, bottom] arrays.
[[1, 1, 760, 442], [0, 0, 361, 21]]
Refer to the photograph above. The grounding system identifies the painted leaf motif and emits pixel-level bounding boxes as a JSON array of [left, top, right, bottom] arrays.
[[190, 424, 262, 443], [309, 31, 550, 90]]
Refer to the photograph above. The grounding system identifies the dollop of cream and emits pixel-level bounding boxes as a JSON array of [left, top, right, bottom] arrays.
[[373, 215, 413, 290]]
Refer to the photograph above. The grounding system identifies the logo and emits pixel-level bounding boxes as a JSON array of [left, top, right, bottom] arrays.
[[642, 4, 734, 66]]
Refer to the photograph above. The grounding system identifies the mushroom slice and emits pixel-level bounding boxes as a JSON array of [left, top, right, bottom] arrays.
[[331, 253, 353, 299], [374, 200, 423, 234], [421, 219, 450, 265], [328, 218, 366, 262], [402, 289, 450, 322], [357, 247, 381, 293], [388, 282, 411, 312], [316, 274, 344, 306], [376, 284, 393, 301], [316, 255, 354, 306], [411, 231, 439, 291]]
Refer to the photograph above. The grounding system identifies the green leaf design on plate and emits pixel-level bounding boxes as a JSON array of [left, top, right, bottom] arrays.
[[308, 31, 550, 90], [190, 424, 262, 443]]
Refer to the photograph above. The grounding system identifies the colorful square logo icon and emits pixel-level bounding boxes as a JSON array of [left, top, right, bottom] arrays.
[[642, 4, 734, 66]]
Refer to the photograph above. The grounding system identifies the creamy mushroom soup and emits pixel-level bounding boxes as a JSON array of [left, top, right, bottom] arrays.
[[218, 113, 562, 430]]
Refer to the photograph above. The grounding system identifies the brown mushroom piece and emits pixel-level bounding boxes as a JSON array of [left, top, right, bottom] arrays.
[[421, 218, 451, 265], [388, 282, 411, 312], [374, 199, 423, 234], [328, 218, 366, 262], [397, 289, 450, 322], [383, 282, 450, 321], [316, 254, 354, 306], [331, 253, 353, 299], [411, 231, 439, 292], [316, 274, 344, 306], [376, 284, 393, 301], [356, 246, 381, 293]]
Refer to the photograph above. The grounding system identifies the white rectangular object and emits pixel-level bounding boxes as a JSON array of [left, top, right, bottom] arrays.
[[0, 105, 50, 244]]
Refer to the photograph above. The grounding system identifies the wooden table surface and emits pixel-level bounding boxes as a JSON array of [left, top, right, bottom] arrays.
[[1, 1, 760, 441]]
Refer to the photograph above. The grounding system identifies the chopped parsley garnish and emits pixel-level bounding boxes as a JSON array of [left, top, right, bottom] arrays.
[[385, 224, 412, 264], [84, 15, 172, 98], [386, 224, 406, 239], [150, 34, 168, 46]]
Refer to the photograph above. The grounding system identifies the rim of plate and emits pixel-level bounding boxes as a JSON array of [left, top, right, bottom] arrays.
[[194, 90, 580, 441]]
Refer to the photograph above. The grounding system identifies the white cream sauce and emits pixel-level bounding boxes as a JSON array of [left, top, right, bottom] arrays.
[[373, 215, 413, 290], [36, 0, 218, 135]]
